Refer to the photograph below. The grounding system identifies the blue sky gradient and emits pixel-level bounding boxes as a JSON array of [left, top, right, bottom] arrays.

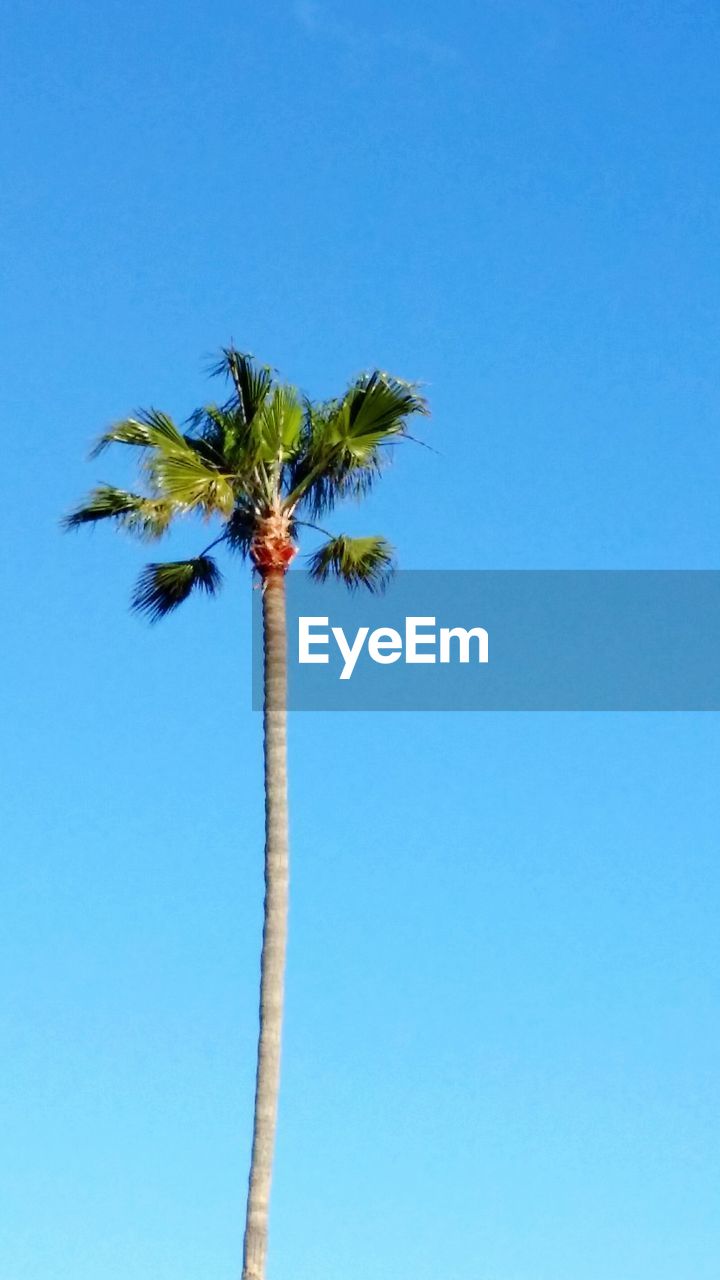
[[1, 2, 719, 1278]]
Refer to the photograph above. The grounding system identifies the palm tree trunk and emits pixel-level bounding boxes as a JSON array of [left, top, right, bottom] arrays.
[[242, 568, 289, 1280]]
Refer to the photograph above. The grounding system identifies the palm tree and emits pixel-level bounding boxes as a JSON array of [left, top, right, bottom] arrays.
[[65, 348, 429, 1280]]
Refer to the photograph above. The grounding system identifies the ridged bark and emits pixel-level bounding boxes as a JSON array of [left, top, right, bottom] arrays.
[[242, 569, 289, 1280]]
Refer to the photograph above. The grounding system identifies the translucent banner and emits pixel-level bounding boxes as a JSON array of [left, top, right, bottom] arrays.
[[251, 571, 720, 711]]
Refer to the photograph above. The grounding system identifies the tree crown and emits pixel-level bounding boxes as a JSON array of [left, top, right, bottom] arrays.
[[65, 348, 429, 619]]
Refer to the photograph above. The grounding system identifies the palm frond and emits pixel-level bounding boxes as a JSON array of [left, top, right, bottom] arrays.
[[307, 534, 394, 592], [344, 371, 428, 441], [285, 373, 427, 513], [90, 409, 188, 458], [148, 450, 235, 516], [316, 372, 428, 458], [250, 385, 304, 462], [131, 556, 222, 621], [62, 486, 173, 539], [209, 348, 273, 424]]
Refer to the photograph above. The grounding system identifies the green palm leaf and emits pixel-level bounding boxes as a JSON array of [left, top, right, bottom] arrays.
[[307, 534, 394, 592], [317, 372, 428, 458], [250, 386, 304, 462], [344, 371, 428, 439], [63, 486, 173, 539], [90, 409, 188, 458], [210, 348, 273, 425], [131, 556, 222, 621], [286, 374, 427, 513], [148, 450, 236, 515]]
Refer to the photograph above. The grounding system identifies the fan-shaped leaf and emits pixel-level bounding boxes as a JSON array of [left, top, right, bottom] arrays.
[[62, 486, 173, 540], [285, 373, 427, 513], [90, 409, 188, 458], [149, 451, 235, 516], [131, 556, 222, 621], [307, 534, 394, 592], [251, 386, 304, 461], [210, 348, 273, 425]]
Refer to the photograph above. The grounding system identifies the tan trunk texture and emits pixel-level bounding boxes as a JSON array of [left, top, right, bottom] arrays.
[[242, 570, 289, 1280]]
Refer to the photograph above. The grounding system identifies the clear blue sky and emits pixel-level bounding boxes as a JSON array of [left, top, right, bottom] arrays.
[[2, 2, 720, 1278]]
